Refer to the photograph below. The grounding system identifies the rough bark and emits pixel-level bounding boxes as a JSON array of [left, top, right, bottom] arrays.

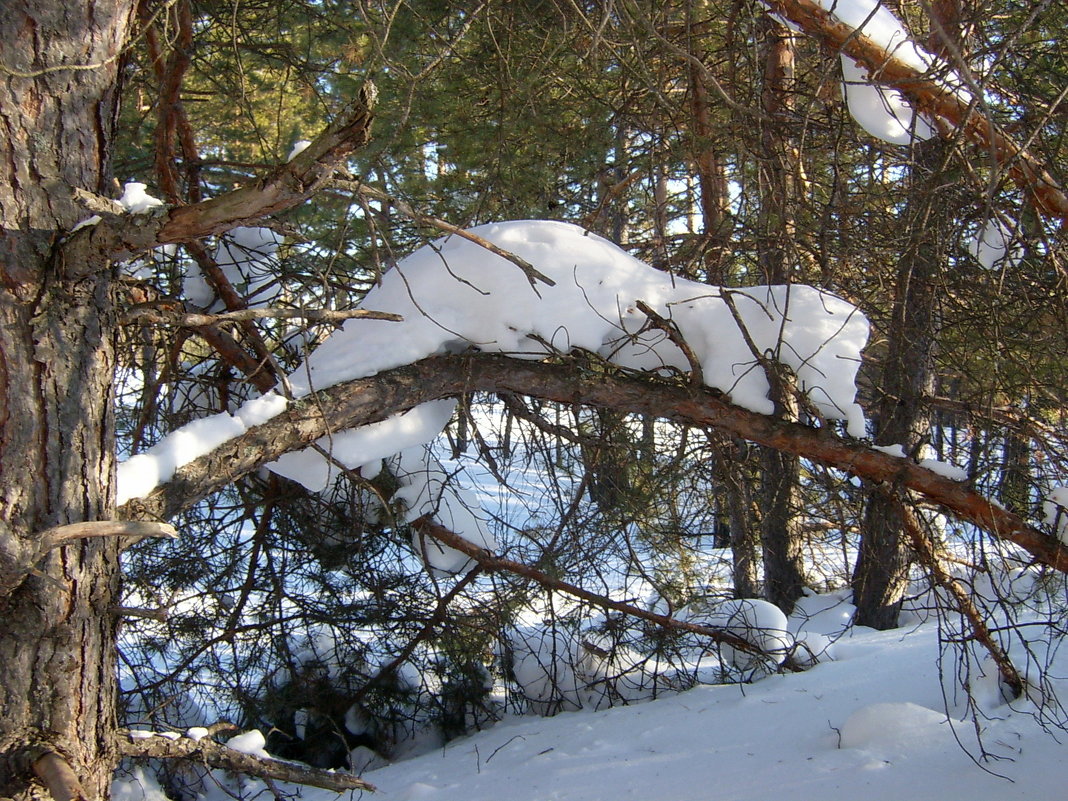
[[0, 3, 136, 798], [852, 137, 950, 629], [852, 6, 963, 630], [0, 5, 376, 798]]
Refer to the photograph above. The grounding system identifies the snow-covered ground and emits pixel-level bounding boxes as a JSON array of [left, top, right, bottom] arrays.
[[351, 626, 1063, 801], [116, 613, 1068, 801]]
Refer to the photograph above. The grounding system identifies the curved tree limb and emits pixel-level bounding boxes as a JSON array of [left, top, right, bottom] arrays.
[[760, 0, 1068, 222], [117, 731, 376, 793], [117, 353, 1068, 574]]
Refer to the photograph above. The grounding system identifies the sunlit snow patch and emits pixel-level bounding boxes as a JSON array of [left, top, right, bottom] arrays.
[[840, 56, 935, 145], [1043, 487, 1068, 544]]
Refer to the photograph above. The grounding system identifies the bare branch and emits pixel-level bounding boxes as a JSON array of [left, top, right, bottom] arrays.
[[66, 83, 376, 268], [410, 516, 779, 662], [634, 300, 703, 386], [117, 731, 376, 793], [897, 495, 1024, 699], [123, 306, 404, 327], [31, 750, 89, 801], [37, 521, 176, 553], [0, 521, 177, 600]]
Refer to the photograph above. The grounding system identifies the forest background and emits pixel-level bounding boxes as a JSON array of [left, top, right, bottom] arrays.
[[0, 0, 1065, 799]]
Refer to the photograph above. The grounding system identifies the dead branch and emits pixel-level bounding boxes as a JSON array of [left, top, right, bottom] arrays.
[[117, 731, 376, 793], [123, 306, 403, 327], [634, 300, 704, 386], [896, 495, 1024, 699], [31, 750, 88, 801], [66, 83, 376, 269], [410, 517, 777, 662], [37, 521, 176, 553]]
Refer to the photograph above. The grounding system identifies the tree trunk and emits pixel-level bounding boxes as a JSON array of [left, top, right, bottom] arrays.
[[0, 1, 134, 798], [756, 17, 807, 614], [852, 4, 964, 630], [851, 140, 949, 627]]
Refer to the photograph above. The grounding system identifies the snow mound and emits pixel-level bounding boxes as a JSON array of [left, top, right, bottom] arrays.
[[840, 701, 947, 757], [707, 598, 793, 666]]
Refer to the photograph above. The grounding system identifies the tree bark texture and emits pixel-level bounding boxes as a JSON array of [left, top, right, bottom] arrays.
[[0, 2, 136, 799]]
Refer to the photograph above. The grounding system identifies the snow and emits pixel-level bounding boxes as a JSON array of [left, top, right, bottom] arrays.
[[118, 182, 164, 214], [225, 729, 271, 759], [1043, 486, 1068, 544], [118, 220, 870, 522], [71, 214, 102, 233], [703, 598, 793, 666], [117, 412, 247, 504], [840, 56, 935, 145], [839, 700, 948, 757], [820, 0, 932, 72], [761, 0, 972, 145], [288, 139, 312, 161], [968, 217, 1023, 270], [114, 618, 1068, 801], [917, 457, 968, 481], [273, 220, 869, 495]]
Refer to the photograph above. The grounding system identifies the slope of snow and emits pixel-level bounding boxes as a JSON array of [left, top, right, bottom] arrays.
[[115, 620, 1067, 801]]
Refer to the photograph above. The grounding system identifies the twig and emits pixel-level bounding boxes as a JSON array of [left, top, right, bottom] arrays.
[[117, 731, 376, 793], [896, 495, 1024, 700], [332, 175, 556, 290], [634, 300, 704, 386]]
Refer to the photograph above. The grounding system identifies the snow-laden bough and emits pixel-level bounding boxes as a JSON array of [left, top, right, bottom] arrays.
[[118, 220, 869, 571]]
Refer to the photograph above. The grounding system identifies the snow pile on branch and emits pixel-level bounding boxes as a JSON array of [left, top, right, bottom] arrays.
[[763, 0, 964, 145], [281, 219, 868, 444], [968, 217, 1024, 270], [840, 56, 935, 145], [1044, 487, 1068, 544], [118, 220, 868, 569], [119, 182, 165, 214]]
